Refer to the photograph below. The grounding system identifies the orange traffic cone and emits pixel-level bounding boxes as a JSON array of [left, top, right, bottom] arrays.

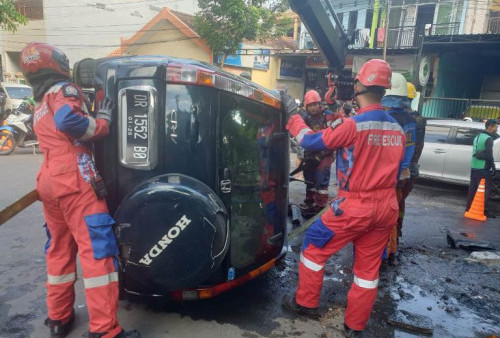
[[464, 179, 487, 221]]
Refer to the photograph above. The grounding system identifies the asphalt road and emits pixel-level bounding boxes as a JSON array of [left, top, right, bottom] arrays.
[[0, 149, 499, 338]]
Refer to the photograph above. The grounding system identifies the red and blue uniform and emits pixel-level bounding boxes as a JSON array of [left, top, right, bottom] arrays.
[[35, 82, 123, 337], [300, 111, 334, 210], [287, 103, 405, 331], [385, 107, 417, 257]]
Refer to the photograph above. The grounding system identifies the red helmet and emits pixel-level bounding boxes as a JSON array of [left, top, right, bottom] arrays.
[[303, 90, 321, 106], [354, 59, 392, 89], [20, 42, 70, 78]]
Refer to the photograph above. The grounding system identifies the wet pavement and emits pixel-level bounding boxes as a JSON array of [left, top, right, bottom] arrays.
[[0, 149, 499, 337]]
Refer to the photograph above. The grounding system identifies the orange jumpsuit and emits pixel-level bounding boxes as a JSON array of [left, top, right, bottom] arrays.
[[34, 82, 123, 337]]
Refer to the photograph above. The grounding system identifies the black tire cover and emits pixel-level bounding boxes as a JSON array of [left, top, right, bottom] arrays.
[[114, 174, 229, 293]]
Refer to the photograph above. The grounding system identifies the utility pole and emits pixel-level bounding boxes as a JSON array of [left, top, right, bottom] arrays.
[[382, 0, 391, 61]]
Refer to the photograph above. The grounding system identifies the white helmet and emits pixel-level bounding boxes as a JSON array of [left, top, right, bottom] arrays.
[[463, 117, 473, 122], [384, 72, 408, 97]]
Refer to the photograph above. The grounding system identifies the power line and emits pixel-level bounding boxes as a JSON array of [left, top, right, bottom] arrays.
[[3, 20, 296, 37], [42, 0, 185, 9]]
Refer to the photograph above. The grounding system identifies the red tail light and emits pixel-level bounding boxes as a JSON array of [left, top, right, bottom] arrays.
[[169, 258, 277, 301]]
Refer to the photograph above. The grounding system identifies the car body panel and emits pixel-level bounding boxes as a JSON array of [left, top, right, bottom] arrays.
[[420, 124, 452, 179], [0, 83, 33, 112], [419, 120, 499, 185]]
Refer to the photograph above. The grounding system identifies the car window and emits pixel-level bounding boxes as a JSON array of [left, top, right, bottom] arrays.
[[220, 92, 285, 267], [5, 87, 32, 99], [425, 125, 451, 143], [454, 128, 481, 146]]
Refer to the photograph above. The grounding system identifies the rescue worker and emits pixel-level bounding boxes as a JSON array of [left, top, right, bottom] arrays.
[[402, 82, 426, 215], [298, 90, 334, 218], [381, 73, 416, 264], [281, 59, 405, 337], [340, 102, 353, 118], [20, 42, 140, 338], [466, 119, 498, 218]]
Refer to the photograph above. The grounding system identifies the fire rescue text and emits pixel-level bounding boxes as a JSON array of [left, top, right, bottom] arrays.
[[367, 134, 403, 146]]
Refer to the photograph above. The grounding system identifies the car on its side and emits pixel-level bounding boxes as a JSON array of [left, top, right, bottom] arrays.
[[419, 119, 499, 187]]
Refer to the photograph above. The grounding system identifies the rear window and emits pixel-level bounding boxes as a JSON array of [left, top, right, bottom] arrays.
[[425, 125, 451, 143], [5, 86, 32, 99]]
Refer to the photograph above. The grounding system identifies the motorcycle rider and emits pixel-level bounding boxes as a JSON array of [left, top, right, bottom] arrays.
[[281, 59, 405, 336], [298, 90, 335, 218], [20, 42, 140, 338]]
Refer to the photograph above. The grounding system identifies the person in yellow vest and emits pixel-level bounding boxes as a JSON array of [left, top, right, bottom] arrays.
[[466, 119, 498, 218]]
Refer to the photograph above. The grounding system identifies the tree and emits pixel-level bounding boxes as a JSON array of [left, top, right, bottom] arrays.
[[194, 0, 292, 67], [0, 0, 28, 32]]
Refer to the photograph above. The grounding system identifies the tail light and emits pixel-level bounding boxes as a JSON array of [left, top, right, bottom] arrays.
[[166, 63, 281, 109]]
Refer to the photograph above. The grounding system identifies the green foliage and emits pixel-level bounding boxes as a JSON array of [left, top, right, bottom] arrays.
[[0, 0, 28, 32], [194, 0, 291, 66]]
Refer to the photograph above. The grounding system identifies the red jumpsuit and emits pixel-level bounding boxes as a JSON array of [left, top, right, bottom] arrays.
[[287, 103, 405, 331], [301, 112, 334, 211], [34, 82, 123, 337]]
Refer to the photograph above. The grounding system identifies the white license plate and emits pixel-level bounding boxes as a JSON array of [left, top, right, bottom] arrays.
[[119, 86, 157, 170]]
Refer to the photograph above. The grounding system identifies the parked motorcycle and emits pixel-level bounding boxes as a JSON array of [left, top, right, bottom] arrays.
[[0, 101, 38, 155]]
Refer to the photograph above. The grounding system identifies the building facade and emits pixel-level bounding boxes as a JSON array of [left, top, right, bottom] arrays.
[[0, 0, 199, 83], [298, 0, 500, 119]]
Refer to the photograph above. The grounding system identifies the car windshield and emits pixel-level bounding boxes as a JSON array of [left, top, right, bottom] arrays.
[[5, 87, 32, 99]]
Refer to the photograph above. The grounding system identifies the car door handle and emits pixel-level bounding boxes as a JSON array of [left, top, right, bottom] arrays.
[[434, 149, 447, 154]]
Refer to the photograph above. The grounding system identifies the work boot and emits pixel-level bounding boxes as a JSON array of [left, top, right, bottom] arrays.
[[387, 252, 398, 266], [299, 201, 313, 210], [44, 310, 75, 337], [115, 330, 141, 338], [300, 208, 316, 219], [89, 330, 141, 338], [299, 190, 315, 210], [344, 324, 362, 337], [301, 204, 323, 219], [282, 294, 321, 319]]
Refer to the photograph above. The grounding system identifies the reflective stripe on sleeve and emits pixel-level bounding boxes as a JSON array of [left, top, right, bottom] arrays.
[[353, 275, 378, 289], [300, 253, 324, 272], [83, 272, 119, 289], [296, 128, 312, 143], [356, 121, 404, 133], [79, 116, 97, 141], [47, 272, 76, 285]]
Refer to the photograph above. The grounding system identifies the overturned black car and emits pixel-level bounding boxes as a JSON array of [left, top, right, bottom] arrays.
[[74, 56, 289, 300]]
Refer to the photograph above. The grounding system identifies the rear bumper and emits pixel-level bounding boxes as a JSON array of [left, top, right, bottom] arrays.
[[123, 246, 288, 301], [169, 258, 278, 301]]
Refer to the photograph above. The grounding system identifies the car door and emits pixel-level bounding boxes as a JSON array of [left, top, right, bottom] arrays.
[[419, 124, 452, 179], [443, 127, 481, 184]]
